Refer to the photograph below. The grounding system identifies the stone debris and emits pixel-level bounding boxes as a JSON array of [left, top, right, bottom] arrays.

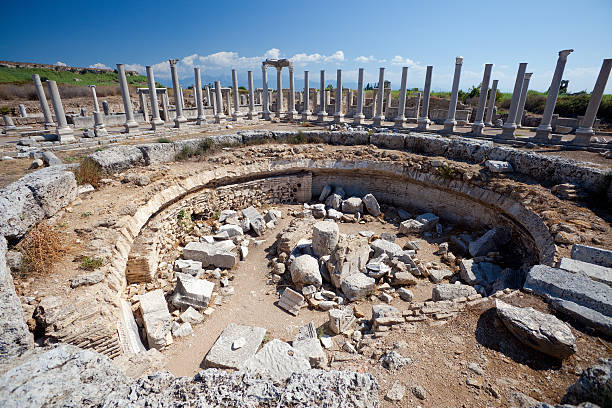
[[398, 287, 414, 301], [293, 321, 317, 343], [327, 234, 370, 288], [325, 193, 342, 210], [183, 241, 237, 269], [278, 287, 305, 316], [318, 184, 332, 202], [341, 272, 375, 301], [386, 380, 406, 401], [328, 306, 356, 334], [311, 203, 326, 219], [204, 323, 266, 370], [562, 358, 612, 407], [293, 337, 327, 368], [217, 224, 243, 238], [139, 289, 172, 350], [311, 221, 339, 257], [469, 227, 511, 257], [362, 193, 381, 217], [428, 268, 453, 283], [180, 307, 204, 325], [172, 322, 193, 337], [218, 209, 237, 223], [485, 160, 513, 173], [242, 205, 266, 236], [559, 257, 612, 287], [243, 339, 311, 381], [496, 300, 577, 360], [370, 239, 403, 258], [412, 385, 427, 400], [415, 213, 440, 232], [341, 197, 363, 214], [171, 273, 214, 311], [432, 283, 477, 301], [379, 350, 410, 371], [70, 271, 104, 288], [290, 255, 322, 289], [399, 219, 425, 235], [571, 243, 612, 269]]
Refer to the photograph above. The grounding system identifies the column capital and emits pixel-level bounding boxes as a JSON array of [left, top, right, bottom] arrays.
[[88, 84, 96, 89], [559, 49, 574, 59], [524, 73, 533, 80], [455, 56, 464, 65], [169, 59, 178, 66]]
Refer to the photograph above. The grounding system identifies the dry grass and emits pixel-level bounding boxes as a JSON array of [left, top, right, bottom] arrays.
[[73, 158, 103, 188], [18, 223, 66, 276]]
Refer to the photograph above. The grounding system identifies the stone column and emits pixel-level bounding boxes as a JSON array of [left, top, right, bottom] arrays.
[[573, 58, 612, 146], [484, 79, 499, 127], [499, 62, 528, 139], [46, 80, 75, 142], [194, 67, 206, 125], [334, 69, 344, 123], [394, 66, 409, 128], [373, 68, 385, 126], [18, 104, 27, 118], [231, 69, 242, 121], [168, 59, 187, 127], [89, 85, 107, 137], [354, 68, 365, 124], [214, 80, 226, 123], [288, 67, 297, 121], [534, 49, 574, 142], [317, 70, 327, 122], [443, 57, 463, 133], [247, 70, 255, 120], [138, 91, 149, 122], [471, 63, 493, 135], [346, 90, 353, 118], [89, 85, 100, 112], [161, 92, 170, 122], [205, 86, 212, 107], [302, 70, 311, 121], [179, 87, 185, 110], [224, 89, 231, 115], [117, 63, 138, 132], [2, 115, 16, 132], [146, 66, 164, 129], [32, 74, 55, 128], [417, 66, 433, 130], [276, 67, 283, 118], [262, 64, 270, 120], [515, 73, 533, 128], [102, 100, 109, 115]]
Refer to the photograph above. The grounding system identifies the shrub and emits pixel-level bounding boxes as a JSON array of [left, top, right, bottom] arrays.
[[157, 137, 172, 143], [80, 256, 104, 271], [73, 158, 102, 188], [18, 223, 66, 276], [175, 138, 215, 161], [437, 164, 456, 179], [288, 131, 306, 144]]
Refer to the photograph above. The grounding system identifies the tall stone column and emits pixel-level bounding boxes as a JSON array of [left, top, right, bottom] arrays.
[[168, 59, 187, 128], [394, 66, 409, 128], [262, 65, 270, 120], [346, 90, 353, 118], [179, 87, 185, 110], [89, 84, 100, 112], [205, 86, 212, 107], [194, 67, 206, 125], [231, 69, 242, 121], [354, 68, 365, 124], [146, 66, 164, 129], [247, 70, 255, 120], [534, 49, 574, 142], [499, 63, 528, 139], [484, 79, 499, 127], [32, 74, 55, 128], [515, 73, 533, 128], [415, 92, 422, 120], [317, 70, 327, 122], [224, 90, 231, 116], [573, 58, 612, 146], [471, 63, 493, 135], [276, 67, 283, 118], [443, 57, 463, 133], [334, 69, 344, 123], [373, 68, 385, 126], [161, 92, 170, 122], [417, 66, 433, 130], [288, 67, 298, 121], [138, 91, 149, 122], [214, 80, 226, 123], [117, 63, 138, 132], [46, 80, 75, 142], [2, 115, 16, 132], [302, 70, 311, 121], [89, 85, 107, 137]]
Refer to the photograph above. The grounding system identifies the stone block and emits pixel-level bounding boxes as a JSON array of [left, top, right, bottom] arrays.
[[362, 193, 381, 216], [571, 244, 612, 268], [328, 306, 356, 334], [328, 234, 370, 288], [243, 339, 310, 381], [242, 206, 266, 236], [341, 272, 375, 301], [290, 255, 322, 289], [183, 242, 237, 269], [469, 227, 511, 257], [180, 307, 204, 325], [399, 219, 425, 235], [370, 239, 403, 258], [414, 213, 439, 232], [484, 160, 513, 173], [293, 338, 327, 368], [559, 257, 612, 287], [89, 145, 145, 173], [204, 323, 266, 370], [341, 197, 363, 214], [278, 287, 305, 316], [432, 283, 477, 301], [139, 289, 172, 350], [171, 273, 214, 311]]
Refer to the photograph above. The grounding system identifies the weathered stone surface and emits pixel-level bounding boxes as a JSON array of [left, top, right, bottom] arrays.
[[397, 287, 414, 301], [362, 193, 381, 217], [371, 239, 403, 258], [319, 184, 332, 202], [103, 367, 379, 408], [325, 193, 342, 210], [392, 272, 417, 286], [41, 151, 62, 166], [571, 244, 612, 268], [496, 300, 577, 359], [469, 227, 511, 257], [278, 287, 305, 316], [0, 166, 77, 240], [183, 241, 237, 269], [173, 322, 193, 337], [459, 259, 503, 286], [399, 219, 425, 235], [113, 348, 168, 379], [524, 265, 612, 336], [218, 224, 244, 238], [89, 145, 145, 173], [379, 350, 410, 371], [292, 338, 327, 368], [342, 197, 363, 214], [243, 339, 310, 381], [70, 271, 104, 288], [429, 268, 453, 283], [139, 289, 172, 350], [204, 323, 266, 370], [415, 213, 439, 232], [559, 257, 612, 286], [328, 234, 370, 288], [432, 283, 477, 301], [0, 345, 128, 408], [312, 221, 339, 257], [562, 358, 612, 407], [171, 273, 214, 310], [180, 307, 204, 325], [136, 143, 176, 165], [386, 380, 406, 401], [341, 272, 375, 301], [0, 237, 33, 363], [290, 255, 322, 289], [242, 206, 266, 236], [328, 306, 356, 334], [371, 132, 405, 149], [485, 160, 513, 173]]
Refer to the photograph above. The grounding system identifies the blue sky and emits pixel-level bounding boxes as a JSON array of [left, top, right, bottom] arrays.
[[2, 0, 611, 93]]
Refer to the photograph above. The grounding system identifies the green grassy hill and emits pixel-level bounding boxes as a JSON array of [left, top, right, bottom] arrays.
[[0, 66, 148, 87]]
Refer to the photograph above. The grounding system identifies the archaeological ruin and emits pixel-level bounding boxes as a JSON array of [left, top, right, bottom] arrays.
[[0, 51, 611, 408]]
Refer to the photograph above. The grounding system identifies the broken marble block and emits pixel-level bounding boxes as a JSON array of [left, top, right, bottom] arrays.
[[432, 283, 477, 301], [328, 234, 370, 288], [218, 209, 237, 223], [293, 337, 327, 368], [180, 306, 204, 325], [485, 160, 513, 173], [290, 254, 322, 289], [183, 241, 237, 269], [341, 272, 375, 301], [312, 221, 340, 257], [399, 219, 425, 235], [278, 287, 305, 316], [325, 193, 342, 210], [370, 239, 403, 258], [319, 184, 333, 202], [217, 224, 244, 238], [362, 193, 381, 217], [328, 306, 356, 334], [174, 259, 203, 275], [204, 323, 267, 369], [139, 289, 172, 350], [243, 339, 311, 381], [242, 206, 266, 236], [415, 213, 439, 232], [469, 227, 511, 257], [342, 197, 363, 214], [171, 273, 214, 311], [496, 300, 577, 359]]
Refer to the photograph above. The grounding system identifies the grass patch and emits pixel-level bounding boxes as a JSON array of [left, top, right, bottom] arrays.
[[18, 223, 66, 276], [80, 255, 104, 271], [157, 137, 172, 143], [80, 211, 92, 218], [175, 138, 215, 161], [0, 66, 148, 87], [437, 164, 456, 179], [73, 158, 103, 188]]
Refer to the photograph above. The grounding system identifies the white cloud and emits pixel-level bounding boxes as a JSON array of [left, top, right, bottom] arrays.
[[324, 50, 344, 62], [391, 55, 419, 67], [124, 63, 145, 73], [355, 55, 375, 63], [89, 62, 110, 69], [56, 61, 66, 67], [291, 53, 323, 64]]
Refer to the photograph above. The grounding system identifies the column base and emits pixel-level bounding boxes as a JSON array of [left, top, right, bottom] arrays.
[[416, 117, 430, 131], [214, 115, 227, 124], [301, 112, 312, 122], [496, 124, 517, 140], [372, 116, 384, 127], [394, 117, 406, 128], [94, 125, 108, 137], [441, 120, 456, 133], [196, 117, 207, 125], [471, 121, 484, 136], [334, 113, 344, 123], [484, 121, 493, 127], [531, 129, 552, 143], [353, 114, 365, 125], [262, 112, 271, 120], [288, 111, 299, 122], [232, 112, 243, 122], [124, 120, 139, 133], [317, 112, 328, 122], [247, 112, 256, 120], [57, 126, 76, 143], [44, 122, 56, 130], [174, 115, 187, 128]]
